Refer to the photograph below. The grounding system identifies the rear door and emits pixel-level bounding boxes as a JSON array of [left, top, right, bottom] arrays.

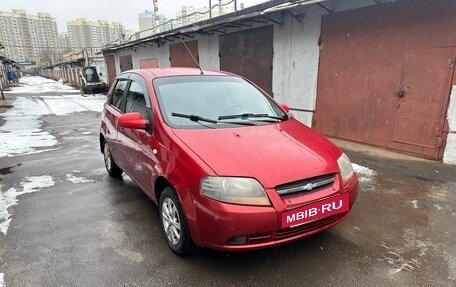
[[103, 76, 129, 169], [116, 74, 154, 190]]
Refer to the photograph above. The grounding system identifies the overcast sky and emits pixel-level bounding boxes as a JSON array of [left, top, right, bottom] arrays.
[[1, 0, 267, 33]]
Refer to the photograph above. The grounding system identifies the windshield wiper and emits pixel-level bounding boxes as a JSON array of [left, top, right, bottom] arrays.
[[172, 112, 218, 124], [171, 112, 255, 126], [218, 113, 285, 121]]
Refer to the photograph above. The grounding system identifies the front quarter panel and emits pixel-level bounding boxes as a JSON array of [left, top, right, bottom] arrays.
[[147, 115, 216, 247]]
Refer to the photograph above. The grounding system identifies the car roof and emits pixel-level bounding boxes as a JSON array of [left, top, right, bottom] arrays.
[[119, 67, 235, 79]]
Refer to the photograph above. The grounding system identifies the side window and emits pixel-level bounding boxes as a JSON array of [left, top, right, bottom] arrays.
[[110, 79, 128, 110], [125, 80, 148, 119]]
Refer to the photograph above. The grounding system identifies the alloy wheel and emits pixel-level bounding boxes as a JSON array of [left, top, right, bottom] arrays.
[[161, 197, 181, 245]]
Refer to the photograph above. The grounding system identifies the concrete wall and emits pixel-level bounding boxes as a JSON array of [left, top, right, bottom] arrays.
[[273, 5, 325, 126], [114, 43, 171, 76], [444, 85, 456, 164], [112, 33, 220, 74], [198, 35, 220, 70]]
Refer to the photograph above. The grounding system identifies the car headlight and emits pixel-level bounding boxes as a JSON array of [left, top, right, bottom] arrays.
[[337, 153, 354, 185], [201, 177, 271, 206]]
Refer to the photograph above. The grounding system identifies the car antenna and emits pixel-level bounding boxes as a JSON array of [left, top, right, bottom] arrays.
[[179, 36, 204, 75]]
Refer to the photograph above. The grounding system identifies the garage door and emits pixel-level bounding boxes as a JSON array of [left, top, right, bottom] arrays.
[[105, 54, 117, 86], [314, 0, 456, 159], [169, 40, 199, 67], [219, 26, 274, 96], [139, 58, 158, 69], [119, 55, 133, 72]]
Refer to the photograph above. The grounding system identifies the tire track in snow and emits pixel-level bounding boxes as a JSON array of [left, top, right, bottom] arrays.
[[36, 96, 55, 114], [61, 95, 92, 111]]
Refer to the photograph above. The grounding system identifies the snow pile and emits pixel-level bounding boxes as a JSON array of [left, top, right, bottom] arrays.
[[0, 273, 4, 287], [352, 163, 377, 183], [5, 76, 77, 93], [0, 94, 105, 157], [0, 96, 58, 157], [38, 95, 106, 115], [0, 175, 55, 235]]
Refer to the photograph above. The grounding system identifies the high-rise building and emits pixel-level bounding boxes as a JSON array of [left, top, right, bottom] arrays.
[[67, 19, 126, 53], [59, 32, 71, 53], [0, 9, 59, 62], [158, 15, 174, 33], [176, 6, 210, 27], [138, 9, 174, 39], [138, 10, 155, 38], [175, 1, 236, 27]]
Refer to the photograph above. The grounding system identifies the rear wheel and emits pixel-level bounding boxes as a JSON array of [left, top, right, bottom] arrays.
[[159, 187, 195, 256], [103, 142, 123, 178]]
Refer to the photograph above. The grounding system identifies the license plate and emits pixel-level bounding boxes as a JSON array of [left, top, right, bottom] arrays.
[[281, 193, 350, 228]]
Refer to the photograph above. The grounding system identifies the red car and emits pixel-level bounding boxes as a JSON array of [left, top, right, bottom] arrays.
[[100, 68, 358, 255]]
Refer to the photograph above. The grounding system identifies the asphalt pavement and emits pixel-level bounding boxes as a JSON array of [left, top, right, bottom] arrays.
[[1, 77, 456, 287]]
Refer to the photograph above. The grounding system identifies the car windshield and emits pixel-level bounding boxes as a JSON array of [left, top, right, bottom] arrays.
[[153, 75, 287, 129]]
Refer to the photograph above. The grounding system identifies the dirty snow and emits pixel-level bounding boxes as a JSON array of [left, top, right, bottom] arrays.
[[352, 163, 377, 183], [5, 76, 77, 93], [0, 273, 4, 287], [0, 175, 55, 235], [0, 77, 105, 157], [380, 228, 430, 275], [411, 200, 419, 209], [65, 173, 94, 184]]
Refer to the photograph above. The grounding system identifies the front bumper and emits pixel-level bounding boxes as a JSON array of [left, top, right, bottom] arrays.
[[194, 174, 359, 251]]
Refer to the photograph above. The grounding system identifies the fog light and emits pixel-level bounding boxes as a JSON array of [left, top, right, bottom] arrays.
[[227, 235, 247, 245]]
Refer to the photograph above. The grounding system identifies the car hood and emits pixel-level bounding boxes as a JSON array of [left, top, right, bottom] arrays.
[[172, 119, 341, 188]]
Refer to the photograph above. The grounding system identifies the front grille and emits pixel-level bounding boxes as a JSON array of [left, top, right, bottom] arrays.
[[275, 213, 345, 240], [276, 174, 335, 197]]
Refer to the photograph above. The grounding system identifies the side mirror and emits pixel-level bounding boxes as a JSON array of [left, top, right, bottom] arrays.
[[118, 112, 148, 130], [280, 104, 290, 113]]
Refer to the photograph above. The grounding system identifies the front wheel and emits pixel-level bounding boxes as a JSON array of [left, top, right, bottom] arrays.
[[103, 142, 123, 178], [159, 187, 195, 256]]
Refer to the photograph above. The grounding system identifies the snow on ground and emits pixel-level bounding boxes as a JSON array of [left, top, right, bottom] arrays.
[[0, 273, 4, 287], [0, 175, 55, 235], [353, 163, 377, 183], [5, 76, 77, 93], [0, 76, 105, 157], [66, 173, 94, 184]]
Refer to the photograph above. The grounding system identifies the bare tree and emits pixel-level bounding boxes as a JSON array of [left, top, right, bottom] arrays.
[[37, 49, 54, 67]]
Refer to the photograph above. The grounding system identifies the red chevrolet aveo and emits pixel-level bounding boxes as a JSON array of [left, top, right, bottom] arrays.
[[100, 68, 358, 255]]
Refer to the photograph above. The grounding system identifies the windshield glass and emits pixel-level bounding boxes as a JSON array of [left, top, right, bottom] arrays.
[[153, 75, 287, 129]]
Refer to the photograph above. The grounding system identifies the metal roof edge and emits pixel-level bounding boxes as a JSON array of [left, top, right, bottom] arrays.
[[101, 0, 305, 53]]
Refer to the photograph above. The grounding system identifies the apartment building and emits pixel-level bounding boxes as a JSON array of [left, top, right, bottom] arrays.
[[176, 2, 236, 27], [67, 18, 126, 52], [138, 10, 156, 38], [0, 9, 59, 62], [138, 10, 173, 39]]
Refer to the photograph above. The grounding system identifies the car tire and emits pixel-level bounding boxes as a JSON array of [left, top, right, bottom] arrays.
[[159, 187, 195, 256], [103, 142, 123, 178]]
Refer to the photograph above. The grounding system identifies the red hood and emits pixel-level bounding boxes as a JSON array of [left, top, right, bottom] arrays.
[[172, 119, 342, 188]]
